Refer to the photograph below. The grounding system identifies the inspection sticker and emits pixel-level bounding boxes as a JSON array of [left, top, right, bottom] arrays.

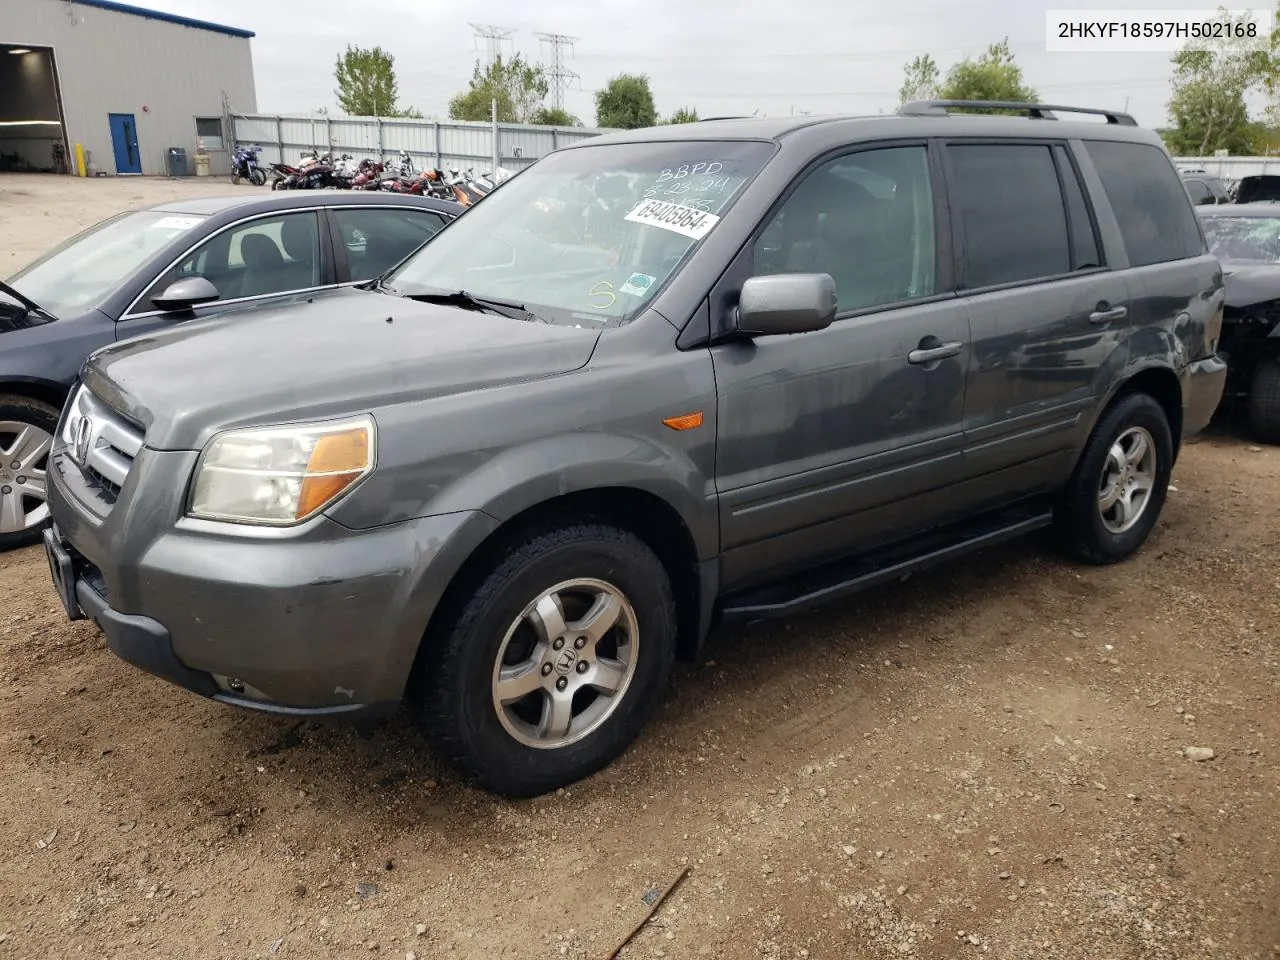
[[624, 198, 720, 240], [619, 272, 656, 297], [151, 216, 204, 231]]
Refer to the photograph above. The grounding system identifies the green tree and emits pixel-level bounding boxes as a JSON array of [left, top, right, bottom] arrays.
[[664, 106, 699, 124], [531, 106, 581, 126], [936, 38, 1037, 111], [449, 54, 549, 124], [1166, 8, 1276, 156], [595, 74, 658, 129], [898, 54, 940, 105], [333, 45, 419, 117]]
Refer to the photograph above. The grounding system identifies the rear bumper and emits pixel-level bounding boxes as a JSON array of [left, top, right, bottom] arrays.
[[1183, 354, 1229, 437]]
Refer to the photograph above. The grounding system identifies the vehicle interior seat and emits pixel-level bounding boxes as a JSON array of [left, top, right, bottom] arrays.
[[278, 216, 319, 289], [237, 234, 288, 298]]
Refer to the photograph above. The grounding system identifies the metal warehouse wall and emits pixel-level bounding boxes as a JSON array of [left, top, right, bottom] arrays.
[[234, 114, 611, 172], [0, 0, 256, 175]]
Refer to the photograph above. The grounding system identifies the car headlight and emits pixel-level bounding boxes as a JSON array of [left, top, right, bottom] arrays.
[[188, 416, 376, 525]]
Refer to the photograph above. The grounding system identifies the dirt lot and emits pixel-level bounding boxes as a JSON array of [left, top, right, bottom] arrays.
[[0, 173, 1278, 960]]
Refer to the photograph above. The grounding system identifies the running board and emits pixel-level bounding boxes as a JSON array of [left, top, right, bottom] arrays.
[[719, 507, 1055, 624]]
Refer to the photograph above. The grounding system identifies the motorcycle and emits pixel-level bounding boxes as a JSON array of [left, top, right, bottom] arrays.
[[230, 144, 266, 186], [268, 161, 302, 190], [350, 159, 386, 190]]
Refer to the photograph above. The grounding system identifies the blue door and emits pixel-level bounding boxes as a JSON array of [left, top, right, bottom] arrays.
[[108, 113, 141, 174]]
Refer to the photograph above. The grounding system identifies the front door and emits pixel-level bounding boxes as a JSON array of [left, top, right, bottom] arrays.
[[108, 113, 141, 175], [119, 210, 330, 336], [710, 142, 971, 591]]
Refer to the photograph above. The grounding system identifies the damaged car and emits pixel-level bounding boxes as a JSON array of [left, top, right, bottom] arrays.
[[1197, 203, 1280, 442]]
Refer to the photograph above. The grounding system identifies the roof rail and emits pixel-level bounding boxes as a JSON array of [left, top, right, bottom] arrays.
[[698, 115, 755, 122], [897, 100, 1138, 126]]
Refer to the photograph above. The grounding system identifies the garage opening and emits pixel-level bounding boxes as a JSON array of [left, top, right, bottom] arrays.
[[0, 44, 69, 174]]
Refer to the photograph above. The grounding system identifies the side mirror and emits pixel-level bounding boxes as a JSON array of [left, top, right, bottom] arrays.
[[151, 276, 220, 311], [735, 273, 837, 337]]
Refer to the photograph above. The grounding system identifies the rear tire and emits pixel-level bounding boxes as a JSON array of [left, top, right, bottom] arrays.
[[1249, 359, 1280, 444], [413, 522, 677, 797], [230, 172, 240, 185], [1054, 392, 1173, 565], [0, 395, 59, 552]]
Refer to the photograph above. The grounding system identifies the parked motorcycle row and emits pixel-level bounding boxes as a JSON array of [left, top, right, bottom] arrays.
[[233, 144, 512, 207]]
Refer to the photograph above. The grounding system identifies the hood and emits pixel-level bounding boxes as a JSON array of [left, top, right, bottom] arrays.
[[83, 287, 601, 451], [1219, 260, 1280, 309]]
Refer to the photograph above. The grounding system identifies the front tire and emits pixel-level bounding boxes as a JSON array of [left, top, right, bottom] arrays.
[[1249, 359, 1280, 444], [1054, 392, 1173, 565], [414, 523, 677, 797], [0, 395, 58, 551], [249, 168, 267, 187]]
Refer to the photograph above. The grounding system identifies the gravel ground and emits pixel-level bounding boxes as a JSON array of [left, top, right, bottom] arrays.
[[0, 174, 1277, 960]]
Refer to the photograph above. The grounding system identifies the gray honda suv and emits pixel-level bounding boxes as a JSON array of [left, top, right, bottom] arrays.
[[45, 101, 1227, 797]]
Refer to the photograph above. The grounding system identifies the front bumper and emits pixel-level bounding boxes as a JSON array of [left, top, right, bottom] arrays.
[[47, 445, 496, 714], [1182, 354, 1229, 437]]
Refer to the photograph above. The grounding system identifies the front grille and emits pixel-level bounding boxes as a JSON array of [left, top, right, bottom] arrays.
[[62, 385, 144, 508]]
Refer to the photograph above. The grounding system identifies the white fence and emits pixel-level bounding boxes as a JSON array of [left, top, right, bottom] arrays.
[[1173, 156, 1280, 180], [231, 113, 612, 173]]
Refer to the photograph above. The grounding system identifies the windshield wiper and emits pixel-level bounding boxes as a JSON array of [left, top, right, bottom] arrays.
[[0, 278, 56, 322], [402, 288, 544, 323]]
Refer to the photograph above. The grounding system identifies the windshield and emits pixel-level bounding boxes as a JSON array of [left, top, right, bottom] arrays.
[[385, 140, 775, 326], [1201, 216, 1280, 262], [8, 210, 208, 315]]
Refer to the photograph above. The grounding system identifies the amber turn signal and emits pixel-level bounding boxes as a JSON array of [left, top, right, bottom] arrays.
[[662, 411, 704, 431], [296, 425, 373, 518]]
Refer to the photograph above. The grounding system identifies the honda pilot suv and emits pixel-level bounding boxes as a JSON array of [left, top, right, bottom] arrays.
[[45, 101, 1227, 797]]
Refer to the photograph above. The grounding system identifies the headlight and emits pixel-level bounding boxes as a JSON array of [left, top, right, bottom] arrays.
[[188, 416, 376, 525]]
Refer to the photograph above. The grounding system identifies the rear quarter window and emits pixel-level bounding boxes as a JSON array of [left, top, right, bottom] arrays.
[[1083, 140, 1205, 267]]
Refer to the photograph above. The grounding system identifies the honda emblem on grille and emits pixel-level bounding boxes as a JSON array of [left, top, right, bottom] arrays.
[[72, 415, 92, 466]]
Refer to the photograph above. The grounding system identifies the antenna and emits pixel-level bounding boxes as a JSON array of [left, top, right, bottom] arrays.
[[535, 32, 580, 111], [468, 23, 515, 68]]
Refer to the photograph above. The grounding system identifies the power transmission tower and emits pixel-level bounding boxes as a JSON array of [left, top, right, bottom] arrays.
[[535, 32, 580, 111], [469, 23, 515, 68]]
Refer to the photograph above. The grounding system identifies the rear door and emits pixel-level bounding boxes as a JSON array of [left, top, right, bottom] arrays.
[[328, 205, 452, 284], [946, 139, 1130, 501]]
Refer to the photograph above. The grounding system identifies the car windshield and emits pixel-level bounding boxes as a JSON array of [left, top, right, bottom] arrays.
[[385, 140, 775, 326], [8, 210, 208, 316], [1201, 216, 1280, 262]]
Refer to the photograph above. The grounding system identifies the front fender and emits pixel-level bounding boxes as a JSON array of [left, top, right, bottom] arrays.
[[330, 430, 720, 561]]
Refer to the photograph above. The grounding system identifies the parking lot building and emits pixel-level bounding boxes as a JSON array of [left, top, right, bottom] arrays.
[[0, 0, 256, 177]]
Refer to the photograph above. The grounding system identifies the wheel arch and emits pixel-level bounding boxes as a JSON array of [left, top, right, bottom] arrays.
[[408, 485, 710, 700], [0, 377, 71, 416], [1085, 363, 1183, 462]]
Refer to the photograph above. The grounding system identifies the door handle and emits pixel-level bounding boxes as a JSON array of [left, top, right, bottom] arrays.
[[908, 341, 963, 365], [1089, 305, 1128, 324]]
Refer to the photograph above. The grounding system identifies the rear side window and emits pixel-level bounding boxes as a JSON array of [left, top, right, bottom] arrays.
[[1083, 140, 1204, 266], [1184, 179, 1212, 205], [948, 143, 1071, 288]]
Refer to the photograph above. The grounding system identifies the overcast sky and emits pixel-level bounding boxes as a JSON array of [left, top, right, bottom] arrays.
[[146, 0, 1204, 128]]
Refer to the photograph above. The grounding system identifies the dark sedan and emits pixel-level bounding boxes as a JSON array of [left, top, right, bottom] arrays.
[[0, 191, 463, 548], [1196, 202, 1280, 442]]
